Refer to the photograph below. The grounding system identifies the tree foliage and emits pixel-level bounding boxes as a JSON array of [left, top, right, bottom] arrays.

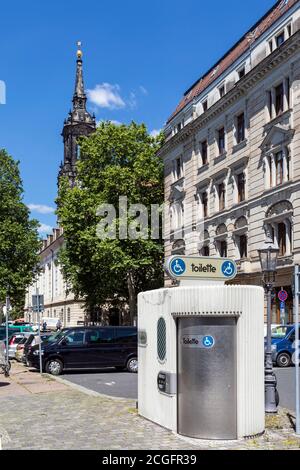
[[0, 149, 41, 317], [57, 122, 164, 323]]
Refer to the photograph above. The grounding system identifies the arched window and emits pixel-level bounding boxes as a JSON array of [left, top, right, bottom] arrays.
[[265, 201, 293, 257]]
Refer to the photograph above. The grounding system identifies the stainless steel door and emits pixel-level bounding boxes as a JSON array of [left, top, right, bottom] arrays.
[[177, 317, 237, 439]]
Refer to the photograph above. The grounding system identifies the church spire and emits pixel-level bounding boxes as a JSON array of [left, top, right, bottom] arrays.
[[58, 42, 96, 187], [73, 41, 85, 101]]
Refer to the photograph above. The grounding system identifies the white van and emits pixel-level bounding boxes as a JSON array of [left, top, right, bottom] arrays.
[[41, 317, 60, 330]]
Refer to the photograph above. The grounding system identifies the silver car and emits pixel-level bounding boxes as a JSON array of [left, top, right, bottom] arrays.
[[8, 333, 31, 359]]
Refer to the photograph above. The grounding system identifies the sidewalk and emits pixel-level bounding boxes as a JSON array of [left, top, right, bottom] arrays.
[[0, 362, 300, 450]]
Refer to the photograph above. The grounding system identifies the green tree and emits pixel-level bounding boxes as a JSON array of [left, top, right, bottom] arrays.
[[57, 122, 164, 323], [0, 149, 41, 318]]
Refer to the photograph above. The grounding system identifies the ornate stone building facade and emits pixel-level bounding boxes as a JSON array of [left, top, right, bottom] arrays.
[[25, 228, 86, 326], [160, 0, 300, 324]]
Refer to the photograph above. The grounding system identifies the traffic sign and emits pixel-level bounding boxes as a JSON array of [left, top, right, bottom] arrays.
[[165, 256, 237, 281], [278, 290, 288, 302], [280, 301, 285, 310], [32, 295, 44, 313]]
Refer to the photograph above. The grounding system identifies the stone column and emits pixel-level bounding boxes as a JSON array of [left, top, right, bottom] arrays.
[[271, 88, 276, 118], [264, 156, 270, 189], [284, 219, 291, 255], [283, 77, 289, 111], [271, 153, 276, 187], [283, 148, 288, 183]]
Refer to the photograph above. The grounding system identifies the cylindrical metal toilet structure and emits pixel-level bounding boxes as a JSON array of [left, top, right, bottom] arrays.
[[138, 285, 265, 440]]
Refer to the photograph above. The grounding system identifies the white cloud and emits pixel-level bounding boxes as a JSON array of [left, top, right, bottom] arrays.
[[87, 83, 126, 110], [38, 223, 53, 235], [150, 129, 161, 137], [139, 85, 148, 95], [128, 92, 137, 109], [28, 204, 55, 214]]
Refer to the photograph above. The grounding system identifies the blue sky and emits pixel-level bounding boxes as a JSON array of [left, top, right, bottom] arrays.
[[0, 0, 276, 236]]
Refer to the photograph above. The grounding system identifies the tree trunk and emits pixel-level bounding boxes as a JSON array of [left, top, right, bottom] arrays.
[[127, 271, 137, 325]]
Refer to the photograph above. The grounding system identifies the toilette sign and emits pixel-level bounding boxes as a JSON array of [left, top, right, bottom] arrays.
[[165, 256, 237, 281]]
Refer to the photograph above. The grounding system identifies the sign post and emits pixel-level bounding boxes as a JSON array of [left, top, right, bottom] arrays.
[[278, 290, 288, 325], [32, 291, 44, 375], [5, 293, 10, 365]]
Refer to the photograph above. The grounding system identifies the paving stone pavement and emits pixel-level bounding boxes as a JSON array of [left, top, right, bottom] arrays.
[[1, 363, 300, 450]]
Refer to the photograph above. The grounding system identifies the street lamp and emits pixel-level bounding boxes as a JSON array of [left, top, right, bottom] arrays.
[[258, 238, 279, 414]]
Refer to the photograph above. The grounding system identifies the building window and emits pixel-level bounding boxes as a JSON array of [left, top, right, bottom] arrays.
[[236, 113, 245, 144], [201, 245, 210, 256], [278, 222, 286, 256], [201, 140, 208, 165], [218, 127, 225, 155], [275, 151, 284, 185], [219, 240, 227, 258], [219, 84, 225, 98], [238, 234, 248, 259], [201, 192, 208, 217], [67, 308, 71, 323], [238, 67, 245, 79], [237, 172, 246, 202], [202, 100, 208, 112], [275, 83, 284, 116], [173, 156, 183, 181], [218, 183, 225, 211], [287, 24, 292, 37], [276, 31, 285, 48]]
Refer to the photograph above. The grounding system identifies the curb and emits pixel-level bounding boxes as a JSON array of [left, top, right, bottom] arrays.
[[45, 373, 136, 404]]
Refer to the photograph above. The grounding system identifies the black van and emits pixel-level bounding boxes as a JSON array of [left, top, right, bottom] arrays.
[[27, 326, 137, 376]]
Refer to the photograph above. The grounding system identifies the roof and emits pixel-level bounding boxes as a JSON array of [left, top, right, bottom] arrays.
[[167, 0, 298, 124]]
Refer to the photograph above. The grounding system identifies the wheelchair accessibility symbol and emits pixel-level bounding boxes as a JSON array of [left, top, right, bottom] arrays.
[[221, 260, 236, 278], [202, 336, 214, 348], [170, 258, 186, 276]]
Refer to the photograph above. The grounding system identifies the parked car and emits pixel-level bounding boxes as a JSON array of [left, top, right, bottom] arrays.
[[8, 333, 32, 359], [15, 337, 29, 362], [23, 333, 52, 365], [268, 324, 297, 367], [28, 326, 138, 375]]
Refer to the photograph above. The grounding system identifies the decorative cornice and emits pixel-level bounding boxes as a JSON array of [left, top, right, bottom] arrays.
[[158, 30, 300, 158]]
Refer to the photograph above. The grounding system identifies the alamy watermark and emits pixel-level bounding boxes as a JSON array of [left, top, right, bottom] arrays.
[[0, 80, 6, 105], [96, 196, 205, 246]]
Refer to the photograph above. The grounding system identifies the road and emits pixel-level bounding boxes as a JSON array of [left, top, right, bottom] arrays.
[[61, 366, 299, 411], [61, 368, 138, 399]]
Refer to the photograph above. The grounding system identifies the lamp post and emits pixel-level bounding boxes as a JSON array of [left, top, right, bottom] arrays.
[[258, 238, 279, 413]]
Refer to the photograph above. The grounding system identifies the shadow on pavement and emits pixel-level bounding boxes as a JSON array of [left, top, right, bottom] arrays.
[[0, 382, 10, 387]]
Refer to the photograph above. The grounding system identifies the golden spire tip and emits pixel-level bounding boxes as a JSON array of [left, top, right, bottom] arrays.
[[76, 41, 83, 59]]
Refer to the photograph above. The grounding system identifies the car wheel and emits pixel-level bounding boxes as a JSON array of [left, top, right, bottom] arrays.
[[46, 358, 63, 376], [126, 357, 138, 373], [276, 352, 291, 368]]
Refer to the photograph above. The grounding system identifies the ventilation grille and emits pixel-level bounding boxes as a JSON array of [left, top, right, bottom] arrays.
[[157, 317, 167, 362]]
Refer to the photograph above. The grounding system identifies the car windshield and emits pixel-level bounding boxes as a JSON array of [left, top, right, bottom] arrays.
[[271, 326, 288, 338], [43, 330, 66, 343]]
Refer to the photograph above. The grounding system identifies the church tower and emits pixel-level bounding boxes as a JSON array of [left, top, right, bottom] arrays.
[[58, 42, 96, 186]]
